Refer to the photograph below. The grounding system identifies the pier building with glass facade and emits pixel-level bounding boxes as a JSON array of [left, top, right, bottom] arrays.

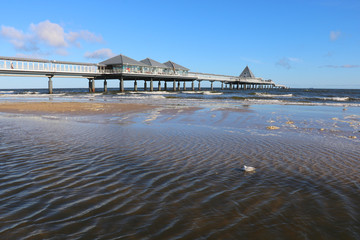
[[99, 54, 189, 77]]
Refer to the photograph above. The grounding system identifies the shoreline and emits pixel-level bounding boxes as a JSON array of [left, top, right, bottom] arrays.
[[0, 101, 358, 141]]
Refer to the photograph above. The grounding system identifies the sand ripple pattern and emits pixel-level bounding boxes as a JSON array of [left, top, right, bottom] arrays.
[[0, 117, 360, 239]]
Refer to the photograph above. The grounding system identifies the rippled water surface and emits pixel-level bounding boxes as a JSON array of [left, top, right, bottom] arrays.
[[1, 107, 359, 240], [1, 88, 360, 107]]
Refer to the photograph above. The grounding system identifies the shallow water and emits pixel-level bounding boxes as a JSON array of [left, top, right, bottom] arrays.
[[0, 102, 359, 239]]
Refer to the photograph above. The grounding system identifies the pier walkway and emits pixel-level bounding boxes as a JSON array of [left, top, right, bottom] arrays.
[[0, 55, 286, 93]]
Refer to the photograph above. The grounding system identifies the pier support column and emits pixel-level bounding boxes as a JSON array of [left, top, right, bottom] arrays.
[[150, 78, 153, 91], [183, 81, 186, 91], [177, 81, 181, 91], [119, 77, 124, 92], [158, 80, 161, 91], [192, 80, 195, 91], [48, 76, 53, 94], [221, 82, 224, 90], [237, 83, 239, 90], [244, 84, 247, 90], [210, 81, 214, 91], [134, 80, 138, 91], [173, 79, 176, 91], [198, 80, 201, 91], [88, 78, 95, 93], [104, 79, 107, 93], [230, 83, 233, 90], [164, 81, 167, 91], [144, 81, 147, 91]]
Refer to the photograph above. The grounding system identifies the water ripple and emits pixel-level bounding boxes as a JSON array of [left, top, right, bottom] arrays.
[[0, 116, 359, 239]]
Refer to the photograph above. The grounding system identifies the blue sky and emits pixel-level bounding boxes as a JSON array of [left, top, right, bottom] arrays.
[[0, 0, 359, 89]]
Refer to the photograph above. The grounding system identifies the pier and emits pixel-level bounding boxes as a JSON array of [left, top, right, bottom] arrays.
[[0, 55, 287, 93]]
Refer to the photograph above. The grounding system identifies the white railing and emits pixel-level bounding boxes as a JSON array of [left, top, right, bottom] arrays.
[[237, 78, 274, 84], [0, 58, 99, 74], [188, 72, 274, 84], [188, 72, 234, 81]]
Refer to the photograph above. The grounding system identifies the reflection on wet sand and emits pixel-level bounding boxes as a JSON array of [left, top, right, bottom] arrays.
[[0, 98, 359, 239]]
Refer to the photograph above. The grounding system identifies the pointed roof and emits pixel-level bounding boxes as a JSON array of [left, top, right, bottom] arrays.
[[140, 58, 169, 68], [163, 61, 189, 71], [239, 66, 255, 78], [99, 54, 148, 66]]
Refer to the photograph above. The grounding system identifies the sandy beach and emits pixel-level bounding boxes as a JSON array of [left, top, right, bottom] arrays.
[[0, 102, 155, 115]]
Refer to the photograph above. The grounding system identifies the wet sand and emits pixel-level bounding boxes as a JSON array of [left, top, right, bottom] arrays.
[[0, 102, 155, 115], [0, 102, 358, 141], [0, 99, 359, 239], [0, 106, 359, 239]]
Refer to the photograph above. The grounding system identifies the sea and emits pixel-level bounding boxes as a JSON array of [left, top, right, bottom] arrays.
[[0, 87, 359, 239], [0, 88, 359, 106]]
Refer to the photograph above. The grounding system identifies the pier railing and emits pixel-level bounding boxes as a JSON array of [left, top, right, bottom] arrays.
[[0, 57, 99, 75], [188, 72, 236, 81], [189, 72, 275, 85]]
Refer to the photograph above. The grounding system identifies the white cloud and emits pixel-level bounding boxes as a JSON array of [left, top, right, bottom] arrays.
[[0, 20, 104, 56], [320, 64, 360, 68], [30, 20, 67, 47], [276, 57, 301, 70], [84, 48, 115, 59], [67, 30, 103, 47], [288, 57, 301, 62], [1, 26, 24, 40], [330, 31, 341, 41], [55, 48, 69, 56], [0, 26, 37, 51]]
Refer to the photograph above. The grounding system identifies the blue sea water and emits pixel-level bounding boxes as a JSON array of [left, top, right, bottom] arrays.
[[0, 87, 359, 107]]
